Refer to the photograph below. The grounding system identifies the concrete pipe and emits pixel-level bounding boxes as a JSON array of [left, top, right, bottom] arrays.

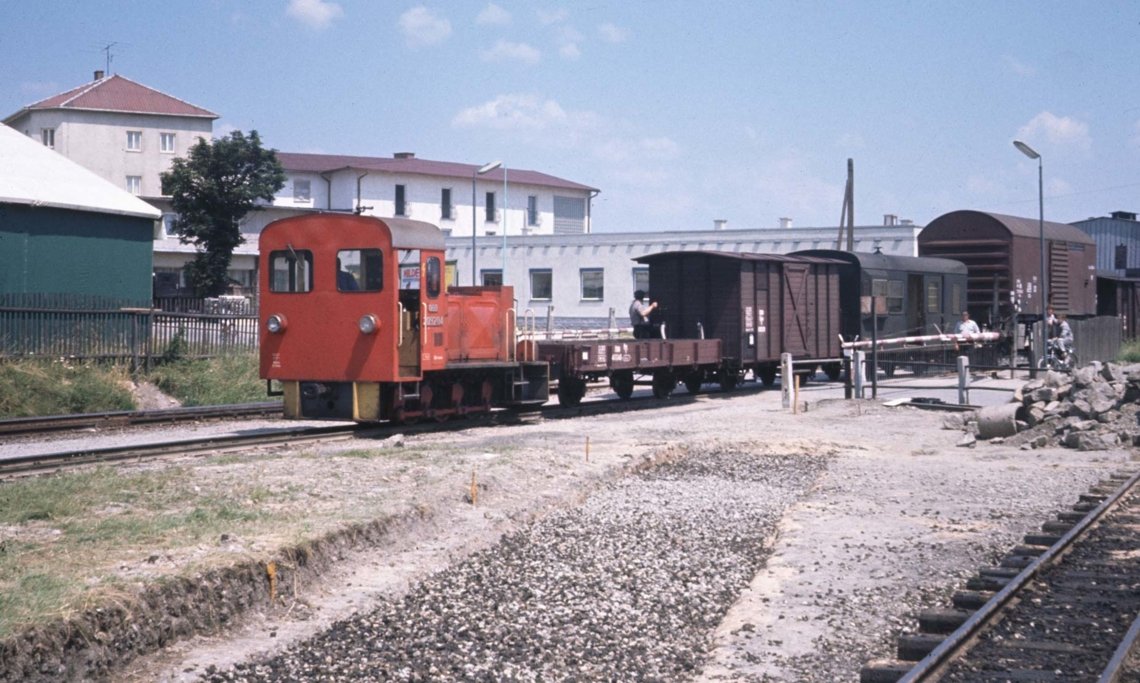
[[976, 402, 1022, 440]]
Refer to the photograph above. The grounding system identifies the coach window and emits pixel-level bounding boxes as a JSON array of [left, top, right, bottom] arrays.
[[425, 257, 442, 298], [580, 268, 604, 301], [336, 249, 383, 292], [887, 280, 904, 314], [269, 249, 313, 293], [530, 269, 552, 301], [926, 281, 941, 313]]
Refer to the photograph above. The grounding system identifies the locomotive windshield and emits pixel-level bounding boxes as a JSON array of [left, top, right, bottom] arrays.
[[337, 249, 383, 292], [269, 249, 313, 293]]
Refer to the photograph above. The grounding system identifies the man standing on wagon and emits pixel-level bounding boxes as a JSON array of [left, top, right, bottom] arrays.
[[630, 290, 658, 339]]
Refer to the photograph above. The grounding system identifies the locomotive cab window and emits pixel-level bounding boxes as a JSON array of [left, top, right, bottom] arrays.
[[425, 257, 442, 298], [270, 249, 313, 293], [337, 249, 383, 292]]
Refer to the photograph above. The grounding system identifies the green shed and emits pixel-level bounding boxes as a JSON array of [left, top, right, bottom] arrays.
[[0, 124, 160, 306]]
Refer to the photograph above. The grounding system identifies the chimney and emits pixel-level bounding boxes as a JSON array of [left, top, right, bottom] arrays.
[[778, 217, 793, 229], [394, 152, 415, 159], [883, 214, 897, 226], [94, 70, 105, 81], [713, 219, 727, 231], [1111, 211, 1137, 221]]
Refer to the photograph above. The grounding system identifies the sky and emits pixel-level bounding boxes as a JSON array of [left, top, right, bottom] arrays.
[[3, 1, 1139, 233]]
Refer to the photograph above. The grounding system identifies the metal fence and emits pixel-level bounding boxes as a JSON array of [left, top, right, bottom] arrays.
[[0, 296, 258, 369]]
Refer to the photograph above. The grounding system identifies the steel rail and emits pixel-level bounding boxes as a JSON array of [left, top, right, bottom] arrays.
[[898, 469, 1140, 682], [1098, 596, 1140, 683], [0, 424, 359, 477], [0, 402, 282, 437]]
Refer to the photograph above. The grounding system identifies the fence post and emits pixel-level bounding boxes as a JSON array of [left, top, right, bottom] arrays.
[[957, 355, 970, 405], [853, 350, 865, 399], [781, 352, 793, 409]]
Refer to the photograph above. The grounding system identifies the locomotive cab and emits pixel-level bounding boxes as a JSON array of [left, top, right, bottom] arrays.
[[260, 213, 548, 422]]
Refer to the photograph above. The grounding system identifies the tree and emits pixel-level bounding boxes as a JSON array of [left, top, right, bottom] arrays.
[[161, 130, 286, 297]]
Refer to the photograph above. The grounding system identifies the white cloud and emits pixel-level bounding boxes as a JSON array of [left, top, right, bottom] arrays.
[[836, 132, 866, 149], [481, 40, 541, 65], [399, 6, 452, 47], [286, 0, 343, 29], [1003, 55, 1036, 77], [598, 23, 628, 43], [454, 94, 577, 131], [1017, 111, 1091, 151], [477, 3, 510, 25], [592, 136, 680, 164], [537, 8, 568, 25], [557, 25, 583, 60]]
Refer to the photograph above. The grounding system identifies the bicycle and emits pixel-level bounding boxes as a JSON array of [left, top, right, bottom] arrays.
[[1037, 338, 1077, 373]]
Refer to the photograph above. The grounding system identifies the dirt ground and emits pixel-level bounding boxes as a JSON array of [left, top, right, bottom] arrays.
[[7, 381, 1135, 682]]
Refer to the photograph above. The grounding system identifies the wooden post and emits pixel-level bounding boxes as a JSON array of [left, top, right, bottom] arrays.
[[957, 355, 970, 405]]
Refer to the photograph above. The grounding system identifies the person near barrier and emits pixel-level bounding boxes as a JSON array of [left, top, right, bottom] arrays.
[[629, 290, 658, 339], [955, 310, 980, 335], [1050, 312, 1073, 360]]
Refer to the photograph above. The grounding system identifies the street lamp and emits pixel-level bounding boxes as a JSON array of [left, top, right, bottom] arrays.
[[1013, 140, 1045, 371], [472, 160, 502, 285]]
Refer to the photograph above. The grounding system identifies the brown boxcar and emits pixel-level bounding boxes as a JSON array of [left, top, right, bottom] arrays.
[[918, 210, 1096, 326], [633, 251, 843, 385]]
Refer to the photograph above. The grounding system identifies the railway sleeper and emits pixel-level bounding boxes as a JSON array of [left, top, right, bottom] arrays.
[[952, 589, 996, 610], [1042, 519, 1075, 534], [1009, 544, 1049, 556], [859, 659, 914, 683], [966, 574, 1012, 591], [917, 607, 973, 634], [978, 566, 1021, 579], [897, 633, 945, 661], [1023, 533, 1063, 546], [999, 554, 1036, 569]]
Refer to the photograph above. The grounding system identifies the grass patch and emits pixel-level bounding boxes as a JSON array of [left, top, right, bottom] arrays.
[[0, 466, 289, 638], [0, 360, 135, 418], [1118, 340, 1140, 363], [148, 352, 270, 406]]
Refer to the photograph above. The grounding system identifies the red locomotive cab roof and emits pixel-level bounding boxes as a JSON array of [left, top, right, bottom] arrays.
[[260, 213, 445, 251]]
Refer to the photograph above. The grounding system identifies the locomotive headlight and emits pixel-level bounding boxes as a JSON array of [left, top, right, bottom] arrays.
[[266, 314, 287, 334], [358, 314, 379, 334]]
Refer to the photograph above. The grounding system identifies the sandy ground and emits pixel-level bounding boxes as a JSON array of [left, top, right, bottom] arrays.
[[33, 378, 1137, 681]]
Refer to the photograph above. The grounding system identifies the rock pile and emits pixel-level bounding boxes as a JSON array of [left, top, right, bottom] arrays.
[[971, 362, 1140, 451]]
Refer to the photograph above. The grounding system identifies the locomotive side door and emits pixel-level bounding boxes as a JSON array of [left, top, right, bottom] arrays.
[[396, 249, 421, 377]]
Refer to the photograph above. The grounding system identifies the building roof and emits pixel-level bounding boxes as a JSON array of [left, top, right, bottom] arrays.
[[3, 74, 217, 123], [923, 210, 1094, 245], [277, 152, 598, 193], [0, 124, 161, 220]]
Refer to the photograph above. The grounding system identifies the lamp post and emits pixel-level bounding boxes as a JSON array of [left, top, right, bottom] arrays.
[[1013, 140, 1045, 371], [502, 165, 508, 282], [472, 160, 502, 285]]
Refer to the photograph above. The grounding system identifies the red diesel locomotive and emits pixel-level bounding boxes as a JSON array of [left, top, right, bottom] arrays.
[[259, 213, 549, 422]]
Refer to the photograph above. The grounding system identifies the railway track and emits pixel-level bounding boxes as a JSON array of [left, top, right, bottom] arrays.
[[862, 469, 1140, 682], [0, 402, 283, 437]]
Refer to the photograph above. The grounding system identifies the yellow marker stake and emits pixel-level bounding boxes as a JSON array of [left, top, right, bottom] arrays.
[[586, 436, 591, 462], [470, 470, 478, 506], [266, 561, 278, 602]]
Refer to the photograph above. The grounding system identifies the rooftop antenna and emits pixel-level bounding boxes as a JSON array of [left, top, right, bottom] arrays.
[[102, 42, 117, 75], [836, 158, 854, 251]]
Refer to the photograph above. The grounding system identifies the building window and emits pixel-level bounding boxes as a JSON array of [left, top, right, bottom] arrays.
[[580, 268, 604, 301], [926, 280, 941, 313], [395, 184, 407, 216], [485, 191, 496, 222], [160, 132, 176, 153], [270, 249, 313, 293], [441, 188, 453, 220], [553, 195, 586, 234], [126, 130, 142, 151], [632, 267, 649, 294], [1116, 244, 1128, 270], [527, 195, 539, 226], [293, 179, 311, 202], [482, 270, 503, 287], [446, 260, 458, 287], [41, 128, 55, 148], [161, 213, 177, 238], [951, 284, 962, 316], [126, 176, 142, 195], [530, 269, 552, 301]]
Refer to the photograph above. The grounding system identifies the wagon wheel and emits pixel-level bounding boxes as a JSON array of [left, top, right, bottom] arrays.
[[557, 377, 587, 407], [757, 366, 777, 387], [652, 370, 676, 399], [683, 372, 702, 395], [610, 371, 635, 400]]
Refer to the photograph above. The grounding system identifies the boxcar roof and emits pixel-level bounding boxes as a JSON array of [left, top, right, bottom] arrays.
[[792, 249, 967, 275], [921, 210, 1094, 245], [634, 250, 844, 265]]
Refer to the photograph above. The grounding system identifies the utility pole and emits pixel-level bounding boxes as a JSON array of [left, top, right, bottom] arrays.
[[836, 158, 854, 251]]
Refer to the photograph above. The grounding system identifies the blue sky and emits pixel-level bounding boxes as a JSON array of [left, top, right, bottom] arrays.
[[3, 1, 1139, 232]]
